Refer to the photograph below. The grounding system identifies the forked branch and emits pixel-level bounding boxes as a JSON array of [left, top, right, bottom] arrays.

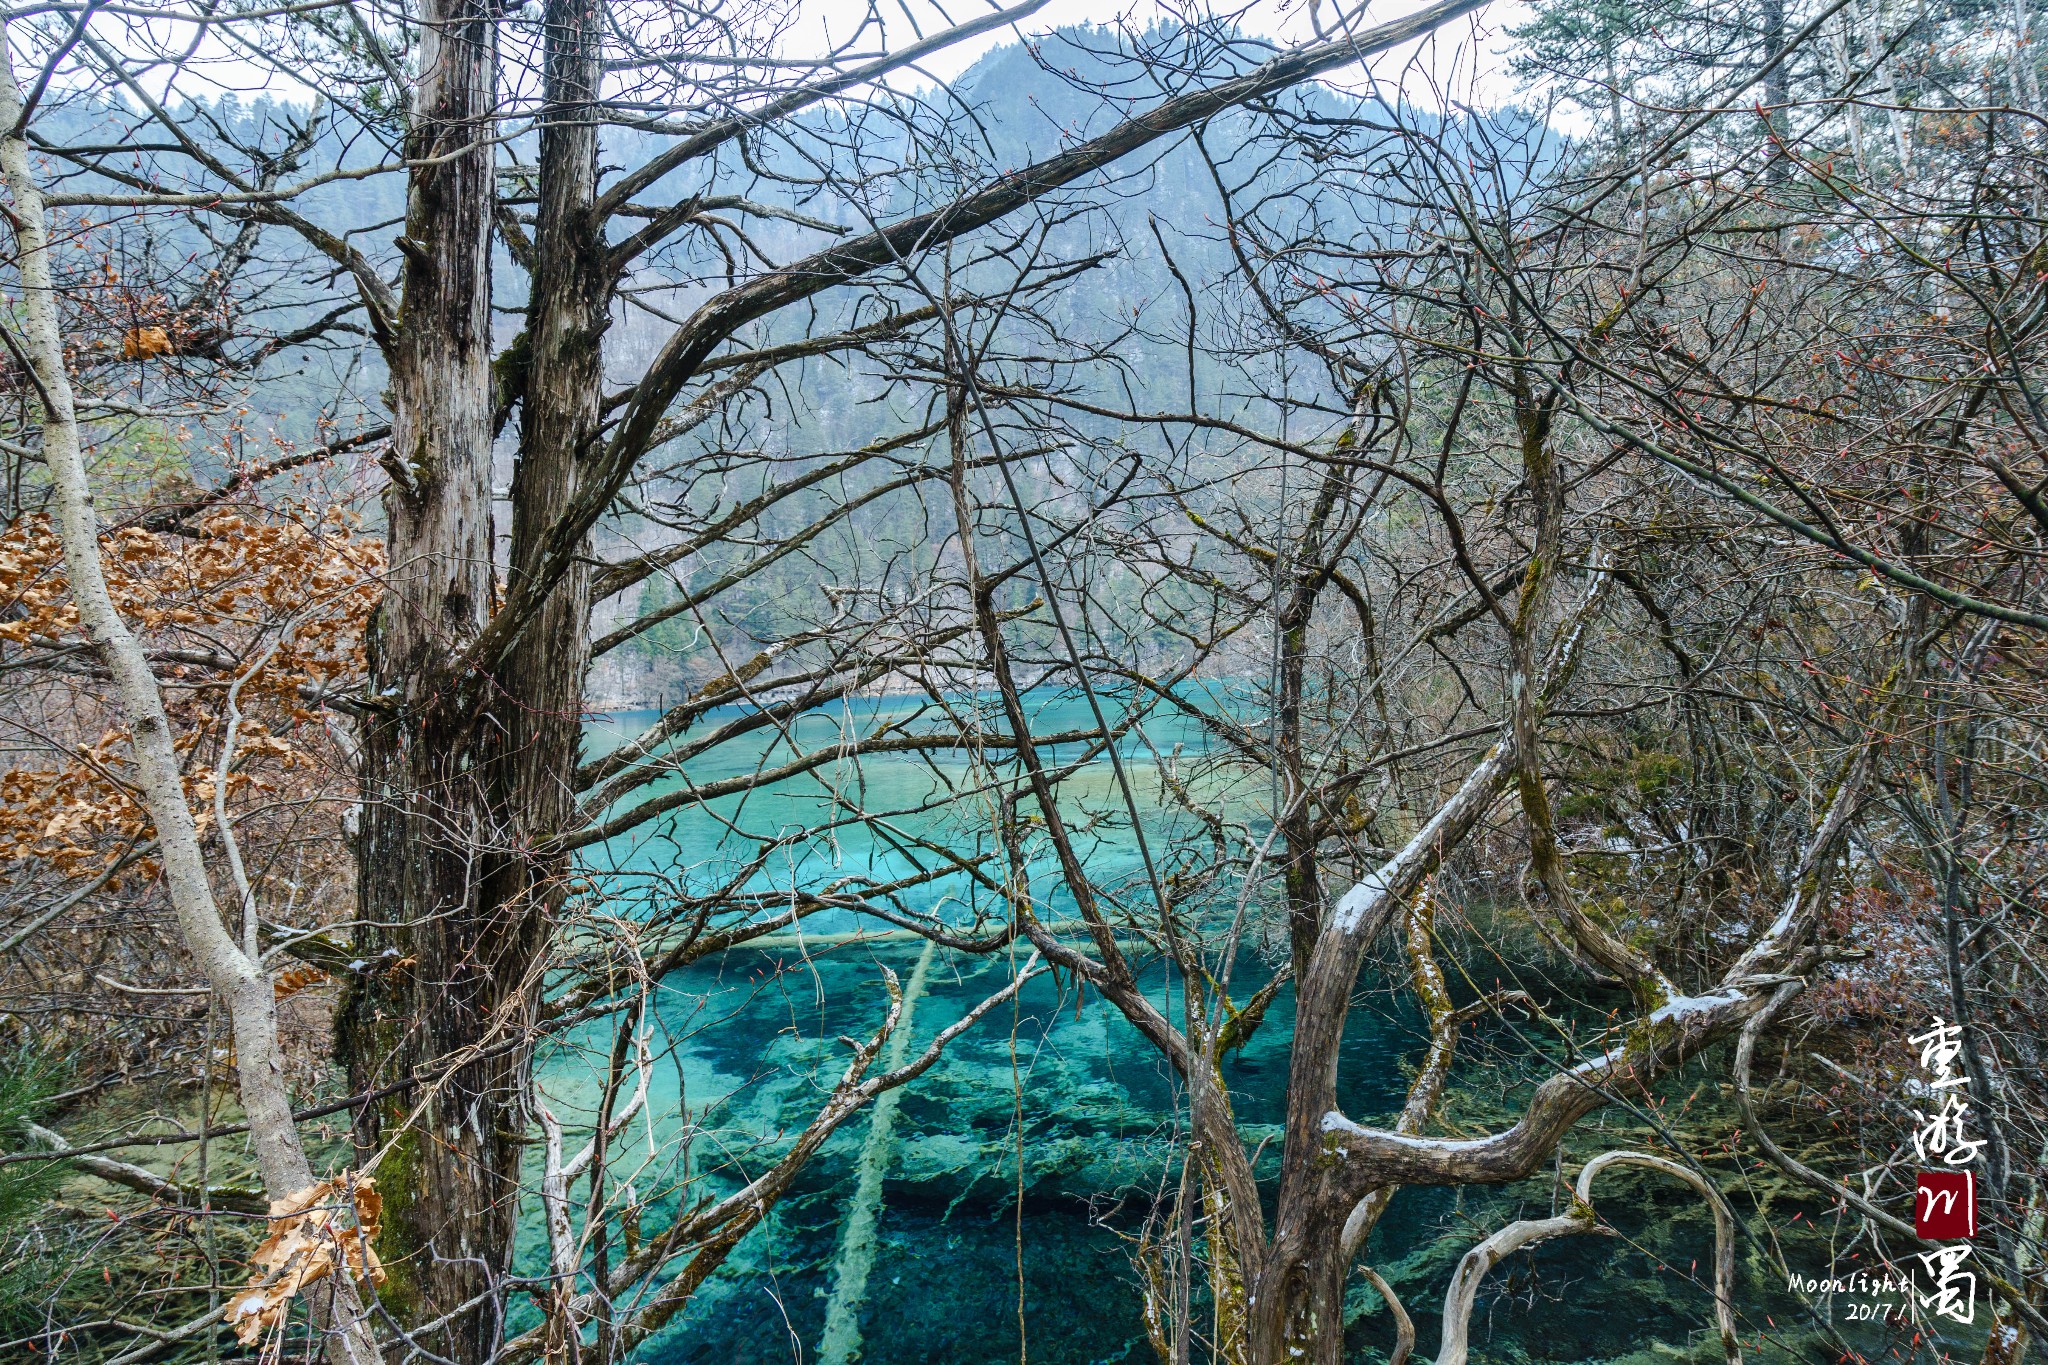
[[1435, 1151, 1740, 1365]]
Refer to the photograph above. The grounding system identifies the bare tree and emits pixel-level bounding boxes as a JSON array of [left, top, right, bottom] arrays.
[[0, 0, 1499, 1359], [13, 1, 2042, 1362], [932, 13, 2048, 1357]]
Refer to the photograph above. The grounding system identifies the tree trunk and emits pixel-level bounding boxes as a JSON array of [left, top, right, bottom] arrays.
[[1273, 467, 1348, 982], [341, 0, 518, 1355], [1245, 1193, 1353, 1365], [1762, 0, 1789, 180], [495, 0, 611, 1335], [2, 23, 378, 1363], [503, 0, 606, 905], [343, 0, 612, 1350]]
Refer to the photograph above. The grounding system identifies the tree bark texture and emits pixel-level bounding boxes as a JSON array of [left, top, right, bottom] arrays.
[[341, 0, 526, 1354]]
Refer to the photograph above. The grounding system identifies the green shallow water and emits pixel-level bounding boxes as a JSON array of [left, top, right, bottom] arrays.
[[519, 696, 1939, 1365]]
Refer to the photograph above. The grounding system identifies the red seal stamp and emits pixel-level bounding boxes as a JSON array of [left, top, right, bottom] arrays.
[[1916, 1170, 1975, 1240]]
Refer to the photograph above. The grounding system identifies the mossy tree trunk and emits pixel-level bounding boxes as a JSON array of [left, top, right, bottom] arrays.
[[334, 4, 1496, 1359], [342, 0, 533, 1353]]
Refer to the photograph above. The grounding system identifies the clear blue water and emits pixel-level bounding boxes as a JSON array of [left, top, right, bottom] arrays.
[[523, 693, 1925, 1365]]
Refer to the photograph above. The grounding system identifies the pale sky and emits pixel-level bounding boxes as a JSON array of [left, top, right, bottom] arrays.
[[812, 0, 1534, 99], [128, 0, 1536, 114]]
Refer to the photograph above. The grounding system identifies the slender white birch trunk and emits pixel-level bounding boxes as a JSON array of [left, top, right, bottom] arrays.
[[0, 21, 375, 1362]]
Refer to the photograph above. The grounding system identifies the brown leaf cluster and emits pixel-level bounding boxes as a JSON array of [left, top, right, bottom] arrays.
[[120, 325, 174, 360], [272, 963, 332, 1001], [227, 1175, 385, 1346], [0, 507, 384, 875]]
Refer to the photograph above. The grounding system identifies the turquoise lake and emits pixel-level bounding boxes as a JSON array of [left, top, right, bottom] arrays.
[[522, 692, 1916, 1365]]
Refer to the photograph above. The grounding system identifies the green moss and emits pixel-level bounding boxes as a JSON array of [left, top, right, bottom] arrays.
[[372, 1118, 428, 1321]]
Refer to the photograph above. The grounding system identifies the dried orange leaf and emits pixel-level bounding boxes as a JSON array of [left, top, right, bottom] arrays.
[[121, 325, 173, 359], [227, 1175, 384, 1346]]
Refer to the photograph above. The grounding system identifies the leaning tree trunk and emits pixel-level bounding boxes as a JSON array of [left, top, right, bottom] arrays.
[[2, 24, 380, 1363]]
